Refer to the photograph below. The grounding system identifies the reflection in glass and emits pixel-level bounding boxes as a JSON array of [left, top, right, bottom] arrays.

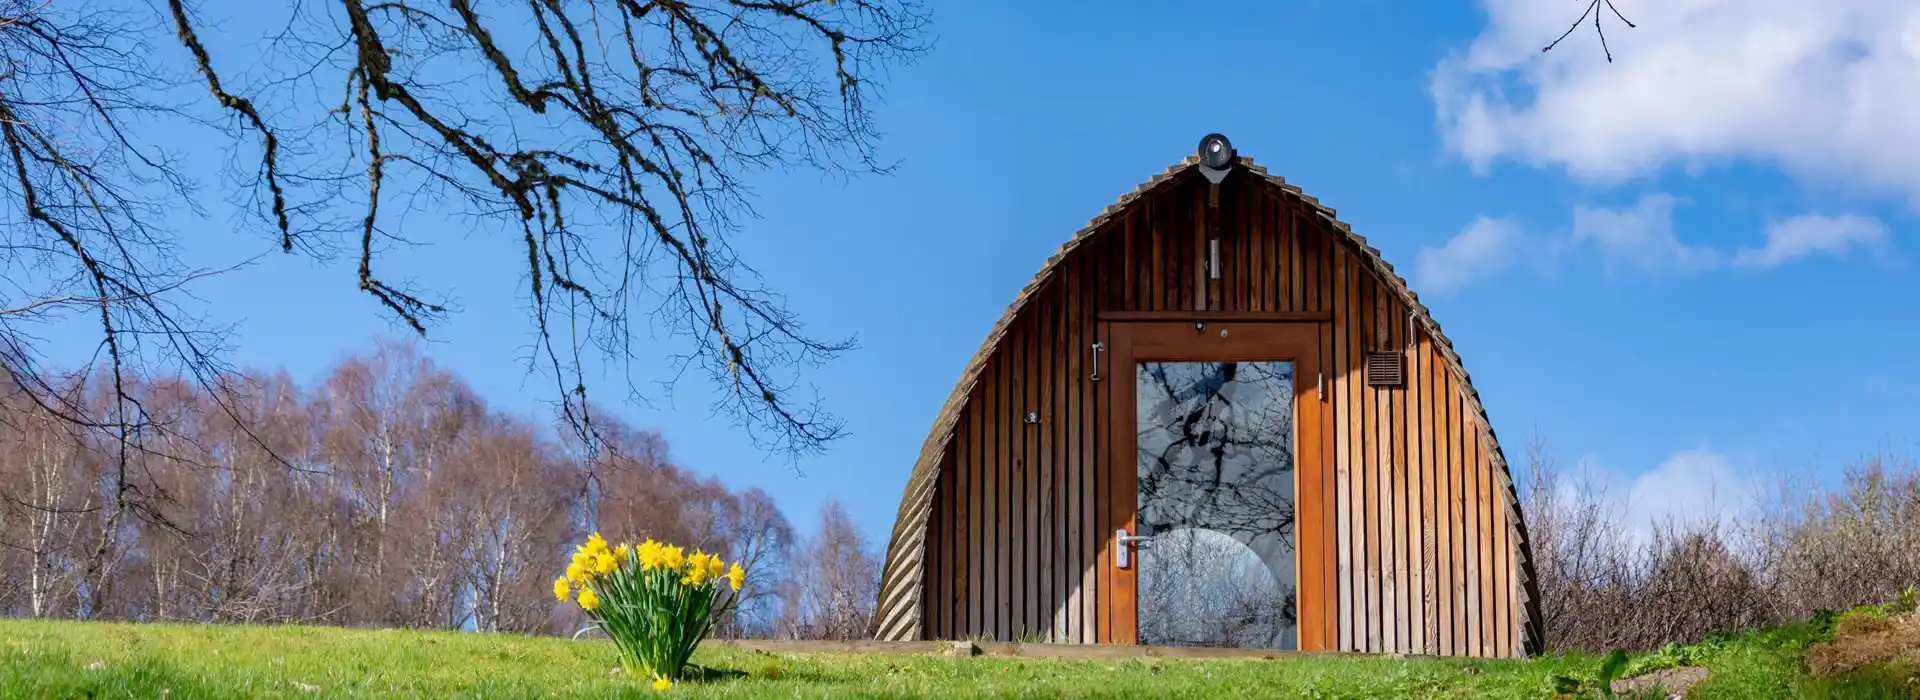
[[1135, 361, 1296, 649]]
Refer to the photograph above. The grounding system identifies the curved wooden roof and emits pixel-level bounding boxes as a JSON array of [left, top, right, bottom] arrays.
[[874, 155, 1542, 653]]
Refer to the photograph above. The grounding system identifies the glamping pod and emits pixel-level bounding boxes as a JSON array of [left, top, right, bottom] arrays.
[[875, 136, 1541, 657]]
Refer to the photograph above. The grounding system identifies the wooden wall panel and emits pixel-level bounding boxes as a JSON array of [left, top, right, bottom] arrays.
[[897, 171, 1529, 655], [1336, 244, 1351, 648]]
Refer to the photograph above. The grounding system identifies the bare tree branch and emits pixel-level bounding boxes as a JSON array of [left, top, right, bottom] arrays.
[[1544, 0, 1636, 62]]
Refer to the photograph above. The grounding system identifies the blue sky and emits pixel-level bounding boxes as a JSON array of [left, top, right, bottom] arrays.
[[53, 0, 1920, 542]]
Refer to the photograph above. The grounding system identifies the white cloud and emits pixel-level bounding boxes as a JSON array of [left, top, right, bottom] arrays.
[[1419, 199, 1889, 292], [1732, 213, 1893, 269], [1621, 450, 1755, 542], [1432, 1, 1920, 204], [1564, 449, 1767, 546], [1571, 194, 1722, 274], [1417, 216, 1526, 293]]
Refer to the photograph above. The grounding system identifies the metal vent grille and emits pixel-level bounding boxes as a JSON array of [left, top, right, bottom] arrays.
[[1365, 352, 1404, 388]]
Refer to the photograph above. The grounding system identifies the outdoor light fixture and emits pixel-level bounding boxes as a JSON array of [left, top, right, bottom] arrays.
[[1198, 133, 1235, 168], [1197, 133, 1235, 184]]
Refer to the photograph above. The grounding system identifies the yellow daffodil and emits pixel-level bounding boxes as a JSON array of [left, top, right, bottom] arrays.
[[577, 587, 601, 611], [651, 676, 672, 692], [614, 543, 630, 561], [662, 545, 685, 569], [595, 552, 619, 575], [553, 576, 571, 601], [565, 562, 588, 582], [688, 551, 710, 574], [728, 563, 746, 592], [585, 532, 610, 555], [706, 556, 725, 578], [637, 540, 664, 570]]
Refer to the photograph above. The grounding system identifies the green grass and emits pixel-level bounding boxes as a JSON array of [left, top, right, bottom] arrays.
[[0, 618, 1904, 699]]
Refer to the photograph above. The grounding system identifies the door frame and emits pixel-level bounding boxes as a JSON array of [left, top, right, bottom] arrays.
[[1095, 320, 1332, 650]]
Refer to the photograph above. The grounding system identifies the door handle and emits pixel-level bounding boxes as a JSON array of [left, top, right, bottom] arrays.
[[1114, 529, 1152, 569]]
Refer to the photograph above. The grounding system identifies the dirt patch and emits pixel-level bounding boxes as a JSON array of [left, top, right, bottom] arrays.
[[1807, 613, 1920, 678], [1610, 666, 1709, 698]]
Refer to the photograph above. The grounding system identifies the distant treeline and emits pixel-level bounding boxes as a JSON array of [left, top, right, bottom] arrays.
[[0, 339, 878, 640]]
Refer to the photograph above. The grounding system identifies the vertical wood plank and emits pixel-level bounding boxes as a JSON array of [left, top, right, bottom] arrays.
[[999, 345, 1016, 639], [1081, 273, 1099, 643], [1201, 181, 1217, 310], [1242, 184, 1255, 311], [1413, 331, 1428, 655], [1186, 182, 1201, 310], [1464, 392, 1483, 656], [1062, 261, 1081, 643], [1331, 245, 1353, 651], [1193, 181, 1207, 311], [1361, 273, 1382, 653], [1448, 369, 1468, 653], [1037, 291, 1056, 640], [1274, 196, 1289, 310], [1122, 212, 1136, 311], [1019, 312, 1036, 638], [1392, 303, 1412, 653], [1011, 319, 1026, 639], [1317, 221, 1338, 651], [1296, 208, 1309, 312], [943, 452, 956, 638], [1148, 196, 1164, 312], [1351, 248, 1370, 653], [1168, 187, 1184, 311], [1247, 189, 1263, 311], [983, 356, 1003, 640], [1470, 396, 1485, 659], [962, 408, 978, 639], [1423, 336, 1440, 655], [1051, 282, 1067, 641], [1054, 289, 1070, 643], [1393, 302, 1409, 655], [1475, 421, 1494, 658], [1433, 343, 1455, 656], [1094, 320, 1111, 643], [942, 452, 957, 638], [1493, 446, 1512, 657], [923, 455, 943, 638]]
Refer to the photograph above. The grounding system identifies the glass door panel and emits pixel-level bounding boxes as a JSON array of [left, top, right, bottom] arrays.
[[1134, 360, 1297, 649]]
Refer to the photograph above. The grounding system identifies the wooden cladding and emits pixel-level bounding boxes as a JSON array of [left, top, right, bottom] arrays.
[[880, 164, 1537, 657]]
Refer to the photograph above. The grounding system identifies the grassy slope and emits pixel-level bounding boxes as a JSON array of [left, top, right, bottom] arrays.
[[0, 619, 1893, 699]]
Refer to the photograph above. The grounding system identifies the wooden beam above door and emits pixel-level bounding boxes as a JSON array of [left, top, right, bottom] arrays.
[[1098, 310, 1333, 322]]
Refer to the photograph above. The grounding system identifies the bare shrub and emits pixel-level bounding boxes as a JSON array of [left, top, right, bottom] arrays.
[[1525, 442, 1920, 653], [1768, 458, 1920, 621]]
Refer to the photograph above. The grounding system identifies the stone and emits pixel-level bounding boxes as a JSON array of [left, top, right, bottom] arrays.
[[1611, 666, 1710, 700]]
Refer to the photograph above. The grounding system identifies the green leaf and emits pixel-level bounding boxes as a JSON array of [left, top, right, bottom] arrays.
[[1597, 649, 1629, 697]]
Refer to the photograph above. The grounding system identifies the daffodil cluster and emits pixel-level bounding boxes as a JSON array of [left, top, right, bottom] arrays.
[[553, 533, 748, 688]]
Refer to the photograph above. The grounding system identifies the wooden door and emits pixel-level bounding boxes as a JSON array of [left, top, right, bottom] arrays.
[[1097, 321, 1330, 650]]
